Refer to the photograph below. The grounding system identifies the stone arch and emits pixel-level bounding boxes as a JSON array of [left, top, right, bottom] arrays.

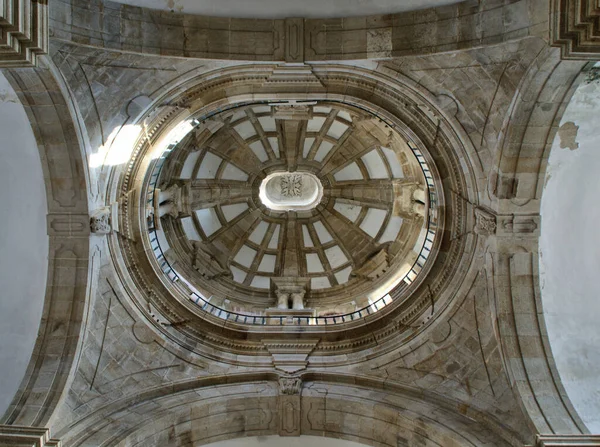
[[56, 374, 517, 447], [484, 47, 590, 436], [0, 61, 91, 428]]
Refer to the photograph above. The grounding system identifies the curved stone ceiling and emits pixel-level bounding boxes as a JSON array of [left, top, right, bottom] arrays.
[[109, 0, 459, 18], [151, 102, 434, 317]]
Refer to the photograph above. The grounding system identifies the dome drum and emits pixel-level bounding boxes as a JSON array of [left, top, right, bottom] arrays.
[[110, 65, 474, 349]]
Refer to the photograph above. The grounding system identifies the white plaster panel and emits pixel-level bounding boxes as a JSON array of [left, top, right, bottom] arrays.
[[337, 110, 352, 122], [195, 208, 222, 236], [334, 201, 361, 222], [180, 216, 201, 241], [311, 277, 331, 289], [252, 105, 271, 114], [221, 163, 248, 181], [313, 106, 331, 114], [268, 225, 280, 249], [249, 221, 269, 244], [325, 245, 348, 268], [234, 121, 256, 139], [361, 150, 389, 179], [327, 120, 349, 139], [249, 141, 268, 162], [313, 221, 333, 243], [268, 137, 280, 157], [307, 116, 326, 132], [234, 245, 257, 268], [180, 150, 202, 178], [258, 254, 276, 272], [381, 146, 404, 178], [360, 208, 387, 238], [303, 137, 315, 158], [541, 80, 600, 432], [314, 140, 334, 162], [197, 152, 223, 179], [302, 225, 314, 247], [379, 216, 403, 243], [230, 109, 246, 122], [335, 266, 353, 285], [258, 116, 276, 132], [250, 275, 270, 288], [221, 203, 248, 221], [230, 266, 246, 283], [306, 253, 324, 273], [334, 162, 363, 181]]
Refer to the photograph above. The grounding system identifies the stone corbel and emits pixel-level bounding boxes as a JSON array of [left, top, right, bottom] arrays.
[[272, 104, 314, 120], [90, 206, 112, 234], [263, 340, 319, 374], [474, 207, 497, 236], [392, 181, 426, 219]]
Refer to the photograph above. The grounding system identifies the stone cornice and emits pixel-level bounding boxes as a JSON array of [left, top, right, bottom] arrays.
[[551, 0, 600, 59], [0, 0, 48, 67], [0, 425, 60, 446]]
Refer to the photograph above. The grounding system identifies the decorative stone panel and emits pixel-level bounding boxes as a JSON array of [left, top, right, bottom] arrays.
[[0, 0, 48, 67]]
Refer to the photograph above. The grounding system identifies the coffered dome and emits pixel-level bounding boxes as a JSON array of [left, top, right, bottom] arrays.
[[149, 102, 438, 319]]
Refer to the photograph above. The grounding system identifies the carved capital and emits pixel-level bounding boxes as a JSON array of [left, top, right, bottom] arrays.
[[90, 207, 111, 234], [474, 207, 497, 236], [279, 377, 302, 395]]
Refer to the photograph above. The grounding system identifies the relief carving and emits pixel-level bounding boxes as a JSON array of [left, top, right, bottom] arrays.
[[497, 215, 540, 236], [474, 207, 497, 236], [279, 377, 302, 395], [90, 207, 112, 234], [280, 174, 303, 198]]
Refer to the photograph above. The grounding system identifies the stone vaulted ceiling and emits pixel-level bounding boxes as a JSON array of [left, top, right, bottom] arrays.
[[153, 102, 432, 316], [0, 0, 600, 446]]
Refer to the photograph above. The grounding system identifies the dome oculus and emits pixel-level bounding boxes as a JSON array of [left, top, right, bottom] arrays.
[[260, 171, 323, 211]]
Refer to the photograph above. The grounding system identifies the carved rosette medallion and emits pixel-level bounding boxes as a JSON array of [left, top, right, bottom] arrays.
[[280, 174, 303, 197]]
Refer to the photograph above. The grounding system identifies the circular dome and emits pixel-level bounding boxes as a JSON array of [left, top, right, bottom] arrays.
[[148, 102, 438, 319]]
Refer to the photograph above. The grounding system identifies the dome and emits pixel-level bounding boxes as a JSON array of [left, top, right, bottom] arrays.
[[148, 102, 438, 320]]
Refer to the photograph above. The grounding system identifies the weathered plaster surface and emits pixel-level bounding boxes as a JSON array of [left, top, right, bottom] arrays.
[[541, 77, 600, 433]]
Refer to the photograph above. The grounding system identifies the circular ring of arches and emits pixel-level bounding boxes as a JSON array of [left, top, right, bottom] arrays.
[[107, 64, 477, 352]]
